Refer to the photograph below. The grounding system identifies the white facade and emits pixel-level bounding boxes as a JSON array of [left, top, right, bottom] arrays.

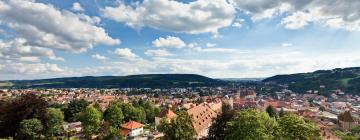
[[129, 128, 144, 137]]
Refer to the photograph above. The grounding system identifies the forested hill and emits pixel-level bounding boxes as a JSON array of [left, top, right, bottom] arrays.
[[0, 74, 226, 89], [263, 67, 360, 94]]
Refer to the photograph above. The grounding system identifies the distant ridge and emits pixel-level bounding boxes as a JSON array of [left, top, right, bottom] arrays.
[[263, 67, 360, 94], [0, 74, 226, 89]]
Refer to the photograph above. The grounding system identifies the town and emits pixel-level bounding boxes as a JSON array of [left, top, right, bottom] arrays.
[[1, 83, 360, 140]]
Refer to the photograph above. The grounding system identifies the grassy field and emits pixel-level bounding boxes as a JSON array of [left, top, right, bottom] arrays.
[[0, 82, 13, 87]]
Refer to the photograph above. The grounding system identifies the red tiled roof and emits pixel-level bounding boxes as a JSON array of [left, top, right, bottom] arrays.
[[157, 108, 177, 119], [121, 121, 144, 130], [187, 103, 217, 134]]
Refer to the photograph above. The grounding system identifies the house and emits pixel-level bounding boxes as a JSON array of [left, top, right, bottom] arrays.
[[120, 121, 144, 138], [187, 103, 217, 139], [338, 111, 357, 131], [155, 108, 177, 128]]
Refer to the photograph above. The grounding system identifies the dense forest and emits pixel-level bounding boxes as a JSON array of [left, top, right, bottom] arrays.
[[263, 67, 360, 95], [0, 74, 226, 89]]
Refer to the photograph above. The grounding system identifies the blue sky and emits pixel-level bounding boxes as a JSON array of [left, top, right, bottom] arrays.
[[1, 0, 360, 80]]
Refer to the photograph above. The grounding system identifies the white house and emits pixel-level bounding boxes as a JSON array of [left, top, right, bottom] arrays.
[[120, 121, 144, 138]]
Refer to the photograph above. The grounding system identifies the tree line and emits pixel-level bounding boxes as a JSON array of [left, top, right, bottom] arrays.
[[158, 104, 321, 140], [0, 94, 160, 140]]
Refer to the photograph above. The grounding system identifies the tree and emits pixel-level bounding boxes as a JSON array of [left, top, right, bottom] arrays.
[[0, 94, 47, 138], [158, 110, 195, 140], [104, 102, 124, 128], [80, 106, 102, 139], [207, 103, 235, 140], [64, 99, 89, 122], [319, 106, 325, 112], [142, 101, 160, 123], [102, 126, 125, 140], [18, 118, 43, 140], [279, 108, 285, 118], [225, 109, 278, 140], [266, 105, 278, 118], [277, 113, 321, 140], [350, 125, 360, 136], [45, 108, 64, 137], [120, 103, 146, 123]]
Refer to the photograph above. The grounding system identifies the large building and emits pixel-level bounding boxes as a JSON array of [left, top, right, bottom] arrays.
[[187, 103, 218, 139], [155, 108, 177, 128], [338, 111, 357, 131]]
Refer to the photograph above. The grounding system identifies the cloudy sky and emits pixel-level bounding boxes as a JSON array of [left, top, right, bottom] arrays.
[[1, 0, 360, 80]]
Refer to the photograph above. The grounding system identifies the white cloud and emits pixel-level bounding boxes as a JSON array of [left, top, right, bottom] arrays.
[[114, 48, 138, 60], [281, 43, 293, 47], [193, 47, 238, 53], [0, 62, 63, 75], [232, 0, 360, 31], [0, 38, 64, 62], [0, 62, 73, 80], [145, 49, 174, 57], [206, 43, 216, 48], [152, 36, 186, 48], [101, 0, 235, 34], [281, 11, 314, 29], [91, 54, 108, 60], [4, 49, 360, 80], [0, 0, 120, 53], [232, 19, 245, 28], [72, 2, 84, 12]]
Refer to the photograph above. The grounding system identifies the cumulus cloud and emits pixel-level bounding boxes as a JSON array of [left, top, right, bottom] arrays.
[[206, 43, 216, 48], [91, 54, 108, 61], [193, 47, 238, 53], [232, 19, 245, 28], [145, 49, 174, 57], [114, 48, 139, 60], [1, 63, 64, 74], [4, 49, 360, 80], [72, 2, 84, 12], [281, 43, 293, 47], [101, 0, 235, 34], [0, 0, 120, 53], [152, 36, 186, 48], [50, 50, 360, 79], [0, 38, 64, 62], [232, 0, 360, 31], [0, 62, 75, 80]]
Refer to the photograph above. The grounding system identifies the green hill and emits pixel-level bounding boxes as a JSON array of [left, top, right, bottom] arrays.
[[0, 74, 226, 89], [263, 67, 360, 94]]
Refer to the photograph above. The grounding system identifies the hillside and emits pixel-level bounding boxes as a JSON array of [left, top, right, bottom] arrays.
[[0, 74, 226, 89], [263, 67, 360, 94]]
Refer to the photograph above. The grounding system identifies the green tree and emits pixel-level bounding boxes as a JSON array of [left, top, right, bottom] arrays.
[[0, 94, 47, 138], [266, 105, 278, 118], [142, 101, 160, 123], [207, 103, 235, 140], [18, 118, 43, 140], [120, 103, 146, 123], [104, 102, 124, 128], [319, 106, 325, 112], [225, 109, 278, 140], [350, 125, 360, 136], [277, 113, 320, 140], [279, 108, 285, 118], [64, 99, 89, 122], [80, 106, 102, 139], [158, 110, 195, 140], [45, 108, 64, 137], [102, 126, 125, 140], [342, 135, 358, 140]]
